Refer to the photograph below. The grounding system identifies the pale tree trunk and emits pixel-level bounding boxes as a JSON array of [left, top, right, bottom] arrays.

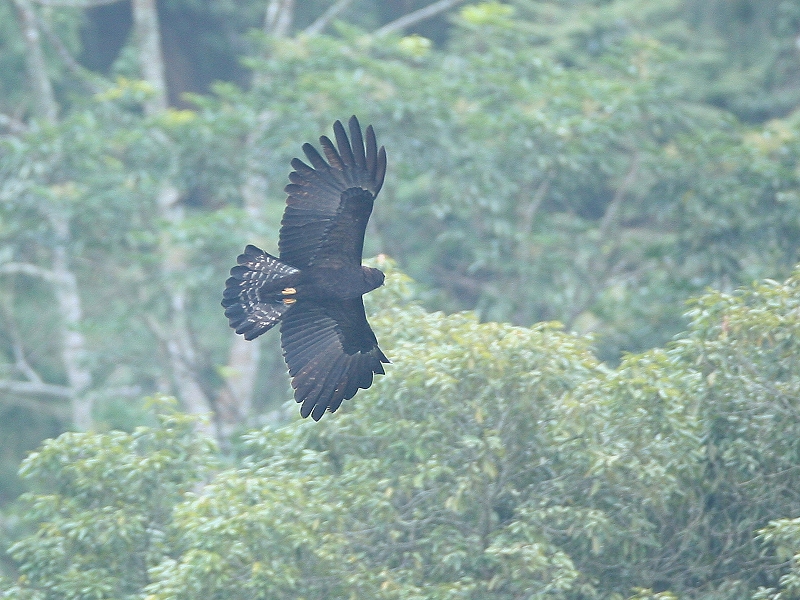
[[213, 0, 298, 433], [49, 210, 94, 429], [157, 186, 214, 419], [12, 0, 95, 428], [265, 0, 294, 37], [0, 259, 89, 424], [0, 229, 94, 429], [250, 0, 295, 90], [12, 0, 57, 121], [132, 0, 168, 114], [132, 0, 214, 427], [215, 118, 270, 434]]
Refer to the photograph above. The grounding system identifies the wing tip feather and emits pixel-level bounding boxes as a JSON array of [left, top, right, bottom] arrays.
[[375, 146, 387, 194]]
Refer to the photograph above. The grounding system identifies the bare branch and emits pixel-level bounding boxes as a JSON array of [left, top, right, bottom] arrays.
[[0, 390, 71, 417], [0, 262, 59, 282], [12, 343, 43, 384], [511, 171, 555, 323], [1, 300, 43, 384], [598, 150, 640, 240], [304, 0, 356, 35], [0, 379, 72, 399], [86, 386, 144, 401], [519, 170, 554, 241], [0, 113, 28, 135], [373, 0, 467, 37], [31, 0, 122, 6], [34, 8, 107, 93], [564, 151, 641, 328]]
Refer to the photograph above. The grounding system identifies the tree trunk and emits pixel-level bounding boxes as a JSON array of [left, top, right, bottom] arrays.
[[131, 0, 214, 427], [265, 0, 295, 37], [215, 116, 271, 435], [157, 186, 214, 420], [12, 0, 57, 121], [13, 0, 94, 428], [131, 0, 168, 114], [49, 210, 94, 429], [213, 0, 301, 432]]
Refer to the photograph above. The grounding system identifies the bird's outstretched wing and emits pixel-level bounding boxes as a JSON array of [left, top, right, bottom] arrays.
[[280, 116, 387, 270], [280, 298, 390, 420]]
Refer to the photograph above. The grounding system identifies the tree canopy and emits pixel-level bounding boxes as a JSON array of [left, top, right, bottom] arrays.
[[4, 267, 800, 598]]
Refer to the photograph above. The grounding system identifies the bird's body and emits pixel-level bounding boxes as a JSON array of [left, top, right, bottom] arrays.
[[222, 116, 389, 420], [296, 265, 385, 301]]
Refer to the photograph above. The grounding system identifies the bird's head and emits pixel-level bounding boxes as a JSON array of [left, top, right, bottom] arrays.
[[363, 266, 385, 292]]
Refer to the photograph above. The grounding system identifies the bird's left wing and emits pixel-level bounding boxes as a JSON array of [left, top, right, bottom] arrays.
[[280, 116, 387, 269], [280, 298, 390, 420]]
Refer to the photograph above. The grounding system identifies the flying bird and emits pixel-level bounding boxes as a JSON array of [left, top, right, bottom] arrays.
[[222, 116, 390, 420]]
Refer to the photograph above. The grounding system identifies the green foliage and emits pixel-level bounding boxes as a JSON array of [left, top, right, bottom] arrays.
[[5, 270, 800, 598], [756, 518, 800, 600], [3, 399, 216, 600], [138, 272, 600, 599]]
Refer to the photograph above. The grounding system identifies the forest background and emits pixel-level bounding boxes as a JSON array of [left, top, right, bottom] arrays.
[[2, 0, 800, 598]]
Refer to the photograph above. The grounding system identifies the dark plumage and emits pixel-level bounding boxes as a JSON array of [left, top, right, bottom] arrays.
[[222, 116, 389, 420]]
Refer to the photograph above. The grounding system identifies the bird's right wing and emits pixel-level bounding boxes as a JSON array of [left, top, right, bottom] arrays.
[[279, 116, 387, 270], [280, 298, 389, 420]]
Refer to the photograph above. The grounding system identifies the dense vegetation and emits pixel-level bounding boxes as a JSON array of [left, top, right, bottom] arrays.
[[2, 0, 800, 597], [4, 269, 800, 599]]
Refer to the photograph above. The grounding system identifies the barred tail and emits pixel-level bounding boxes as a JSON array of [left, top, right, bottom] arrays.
[[222, 245, 301, 341]]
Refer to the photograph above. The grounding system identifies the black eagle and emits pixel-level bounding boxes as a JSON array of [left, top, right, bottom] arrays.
[[222, 116, 390, 420]]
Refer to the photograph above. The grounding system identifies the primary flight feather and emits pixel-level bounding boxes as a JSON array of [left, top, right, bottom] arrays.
[[222, 116, 389, 420]]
